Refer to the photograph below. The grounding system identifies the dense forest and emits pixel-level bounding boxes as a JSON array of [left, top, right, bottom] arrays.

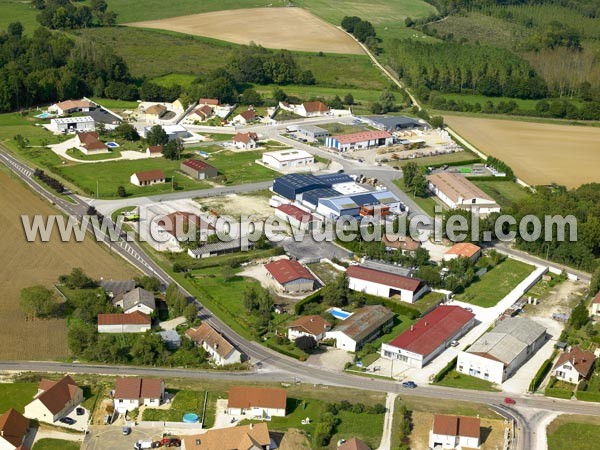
[[423, 0, 599, 18]]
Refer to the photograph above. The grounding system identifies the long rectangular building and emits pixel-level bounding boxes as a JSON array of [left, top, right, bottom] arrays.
[[427, 172, 500, 214], [347, 265, 428, 303], [325, 130, 393, 152]]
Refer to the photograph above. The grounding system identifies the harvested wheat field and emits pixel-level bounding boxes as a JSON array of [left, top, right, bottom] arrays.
[[0, 170, 139, 360], [128, 8, 363, 54], [444, 115, 600, 188]]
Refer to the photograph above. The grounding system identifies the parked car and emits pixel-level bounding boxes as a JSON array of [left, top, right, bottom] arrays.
[[76, 407, 85, 416], [401, 381, 417, 389], [465, 307, 473, 312], [159, 438, 181, 447], [393, 166, 400, 170], [450, 340, 459, 347], [337, 169, 345, 173], [59, 417, 76, 425], [504, 397, 516, 405], [123, 427, 132, 436]]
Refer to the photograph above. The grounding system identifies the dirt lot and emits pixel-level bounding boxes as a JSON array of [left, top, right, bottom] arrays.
[[195, 193, 273, 218], [0, 170, 139, 360], [127, 8, 363, 54], [444, 115, 600, 188]]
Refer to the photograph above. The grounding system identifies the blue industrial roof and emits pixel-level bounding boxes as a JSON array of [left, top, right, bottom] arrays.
[[275, 173, 325, 189], [316, 173, 353, 185], [318, 191, 401, 214], [302, 188, 341, 206]]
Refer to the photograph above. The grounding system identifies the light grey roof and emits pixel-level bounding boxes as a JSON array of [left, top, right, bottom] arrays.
[[467, 317, 546, 365], [159, 330, 181, 342], [118, 287, 156, 312], [298, 125, 328, 133], [101, 280, 136, 297], [188, 239, 254, 256], [333, 305, 394, 343]]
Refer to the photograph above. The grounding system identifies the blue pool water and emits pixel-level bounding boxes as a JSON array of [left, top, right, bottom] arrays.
[[106, 142, 120, 148], [35, 112, 52, 119], [330, 308, 352, 320], [182, 413, 199, 423]]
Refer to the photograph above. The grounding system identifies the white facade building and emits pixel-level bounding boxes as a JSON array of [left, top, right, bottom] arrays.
[[112, 378, 165, 414], [227, 386, 286, 418], [347, 265, 428, 304], [185, 323, 241, 366], [427, 172, 501, 215], [49, 116, 95, 133], [429, 415, 481, 449], [262, 149, 314, 170]]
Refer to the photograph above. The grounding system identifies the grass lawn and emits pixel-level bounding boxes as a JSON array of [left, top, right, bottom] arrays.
[[434, 370, 500, 392], [0, 2, 39, 34], [393, 180, 440, 216], [388, 151, 480, 168], [208, 150, 279, 185], [413, 291, 445, 313], [32, 439, 80, 450], [307, 262, 342, 285], [455, 259, 535, 308], [90, 97, 140, 112], [319, 122, 370, 134], [0, 383, 37, 413], [142, 389, 217, 422], [151, 73, 198, 88], [65, 148, 122, 161], [471, 179, 532, 208], [548, 420, 600, 450]]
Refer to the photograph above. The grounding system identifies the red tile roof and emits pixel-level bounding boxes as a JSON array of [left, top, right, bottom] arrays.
[[433, 414, 480, 439], [133, 169, 165, 183], [302, 101, 329, 113], [199, 98, 219, 106], [593, 292, 600, 304], [156, 211, 214, 238], [265, 259, 315, 285], [228, 386, 287, 410], [233, 132, 258, 144], [114, 377, 163, 400], [0, 409, 29, 448], [276, 204, 315, 223], [237, 109, 256, 121], [98, 311, 150, 325], [445, 242, 481, 258], [182, 159, 215, 172], [288, 315, 330, 336], [147, 145, 163, 154], [553, 346, 596, 378], [333, 130, 392, 145], [387, 305, 475, 356], [338, 437, 371, 450], [35, 375, 80, 415], [77, 131, 107, 151], [347, 266, 423, 292]]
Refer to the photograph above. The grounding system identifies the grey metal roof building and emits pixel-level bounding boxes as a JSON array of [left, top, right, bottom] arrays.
[[362, 115, 424, 131], [188, 239, 254, 258], [333, 305, 394, 344], [101, 280, 136, 298], [272, 173, 353, 200], [114, 287, 156, 313]]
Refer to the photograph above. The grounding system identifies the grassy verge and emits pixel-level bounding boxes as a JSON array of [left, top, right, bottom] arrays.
[[394, 180, 440, 216], [434, 370, 500, 392], [547, 415, 600, 450], [387, 151, 479, 168], [471, 179, 531, 208], [32, 439, 80, 450], [0, 382, 38, 412]]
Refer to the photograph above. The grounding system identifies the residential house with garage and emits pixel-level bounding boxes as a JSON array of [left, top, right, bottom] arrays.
[[112, 287, 156, 315], [429, 414, 481, 449], [182, 423, 272, 450], [185, 323, 241, 366], [553, 346, 597, 384], [232, 132, 258, 150], [75, 131, 108, 155], [232, 109, 256, 125], [48, 99, 95, 116], [112, 377, 165, 414], [130, 169, 165, 187], [227, 387, 287, 418], [24, 375, 83, 425], [0, 409, 29, 450], [326, 305, 394, 352], [287, 315, 331, 342]]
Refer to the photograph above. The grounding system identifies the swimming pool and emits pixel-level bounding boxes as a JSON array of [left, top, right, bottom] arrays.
[[35, 112, 52, 119], [329, 308, 353, 320], [106, 142, 120, 148], [182, 413, 199, 423]]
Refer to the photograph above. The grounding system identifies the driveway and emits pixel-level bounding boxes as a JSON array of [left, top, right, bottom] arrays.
[[83, 425, 156, 450], [281, 237, 352, 263], [306, 347, 353, 372]]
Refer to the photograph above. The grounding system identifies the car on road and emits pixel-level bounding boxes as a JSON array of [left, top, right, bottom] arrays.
[[76, 407, 85, 416], [401, 381, 417, 389], [392, 166, 400, 170], [59, 417, 75, 425], [123, 426, 131, 436], [504, 397, 516, 405], [450, 340, 459, 347]]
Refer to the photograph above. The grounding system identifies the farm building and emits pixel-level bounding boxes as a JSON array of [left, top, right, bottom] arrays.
[[112, 287, 155, 315], [233, 109, 256, 125], [553, 346, 596, 384], [227, 386, 287, 418], [24, 375, 83, 425], [591, 292, 600, 315], [381, 305, 476, 368], [181, 159, 218, 180], [325, 130, 393, 152], [362, 115, 423, 132], [145, 145, 163, 158], [443, 242, 482, 262], [262, 149, 314, 170], [315, 191, 402, 219], [130, 169, 165, 186], [97, 312, 151, 333], [185, 323, 241, 366], [347, 265, 428, 303], [49, 116, 95, 133], [275, 204, 317, 230], [48, 99, 94, 115], [457, 317, 546, 384], [159, 330, 182, 349], [232, 132, 258, 149], [101, 279, 135, 298], [430, 415, 481, 450], [297, 124, 329, 140], [113, 377, 165, 414], [188, 239, 253, 259], [427, 172, 501, 215], [382, 234, 421, 255], [75, 131, 108, 155], [264, 258, 316, 293], [153, 211, 214, 250], [144, 104, 167, 121], [183, 423, 271, 450], [287, 315, 331, 342], [0, 409, 29, 450], [326, 305, 394, 352]]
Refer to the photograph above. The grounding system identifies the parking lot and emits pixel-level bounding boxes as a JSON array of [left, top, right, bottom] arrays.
[[83, 426, 157, 450]]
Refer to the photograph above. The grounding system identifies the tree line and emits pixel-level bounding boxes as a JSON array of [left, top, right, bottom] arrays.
[[341, 16, 379, 54], [35, 0, 117, 29]]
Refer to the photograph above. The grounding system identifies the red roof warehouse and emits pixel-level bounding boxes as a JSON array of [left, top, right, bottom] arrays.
[[265, 258, 316, 293], [381, 305, 476, 368], [346, 265, 428, 304]]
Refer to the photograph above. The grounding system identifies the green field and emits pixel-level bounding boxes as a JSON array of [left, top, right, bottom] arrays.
[[434, 370, 499, 391], [33, 439, 80, 450], [0, 382, 37, 413], [548, 421, 600, 450], [389, 151, 479, 168], [456, 259, 535, 307], [0, 1, 40, 34], [471, 180, 532, 208], [430, 92, 584, 112], [142, 389, 222, 427], [151, 73, 198, 89], [89, 97, 140, 112]]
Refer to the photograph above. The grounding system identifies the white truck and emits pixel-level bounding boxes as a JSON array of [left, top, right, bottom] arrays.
[[133, 441, 156, 450]]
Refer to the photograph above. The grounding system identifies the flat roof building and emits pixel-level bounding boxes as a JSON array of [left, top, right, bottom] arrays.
[[297, 124, 329, 140], [362, 115, 424, 131], [262, 149, 314, 170]]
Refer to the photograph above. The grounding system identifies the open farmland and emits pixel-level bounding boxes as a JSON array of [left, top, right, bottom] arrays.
[[444, 115, 600, 188], [127, 8, 363, 54], [0, 169, 139, 360]]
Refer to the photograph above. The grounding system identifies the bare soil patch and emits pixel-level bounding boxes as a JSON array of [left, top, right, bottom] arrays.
[[0, 170, 139, 360], [444, 115, 600, 188], [127, 8, 363, 54]]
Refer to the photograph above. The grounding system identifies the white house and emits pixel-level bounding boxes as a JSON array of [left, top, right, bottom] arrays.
[[185, 323, 241, 366], [553, 346, 596, 384], [427, 172, 501, 215], [326, 305, 394, 352], [185, 104, 213, 124], [145, 145, 163, 158], [113, 287, 156, 315], [279, 101, 329, 118], [287, 315, 331, 342], [0, 409, 29, 450], [130, 169, 165, 187], [591, 292, 600, 316], [346, 265, 428, 304], [227, 386, 286, 418], [49, 116, 95, 133], [24, 376, 83, 424], [112, 377, 165, 414], [325, 131, 393, 152], [97, 312, 151, 333], [48, 99, 94, 115], [457, 317, 546, 384], [429, 414, 481, 449], [232, 132, 258, 149], [262, 149, 314, 170]]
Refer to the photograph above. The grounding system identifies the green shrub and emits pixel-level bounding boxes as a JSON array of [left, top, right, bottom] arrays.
[[529, 357, 554, 392], [433, 357, 458, 383]]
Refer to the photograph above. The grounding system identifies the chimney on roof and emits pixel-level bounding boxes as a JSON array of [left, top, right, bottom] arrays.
[[425, 322, 429, 326], [410, 325, 414, 331]]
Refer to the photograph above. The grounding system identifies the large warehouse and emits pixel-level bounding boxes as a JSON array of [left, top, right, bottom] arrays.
[[262, 149, 314, 170], [346, 265, 428, 303], [457, 317, 546, 384], [272, 173, 352, 200], [325, 130, 393, 152], [316, 191, 402, 219], [49, 116, 95, 133], [427, 172, 501, 215], [381, 305, 476, 368], [264, 258, 316, 293], [361, 115, 424, 132]]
